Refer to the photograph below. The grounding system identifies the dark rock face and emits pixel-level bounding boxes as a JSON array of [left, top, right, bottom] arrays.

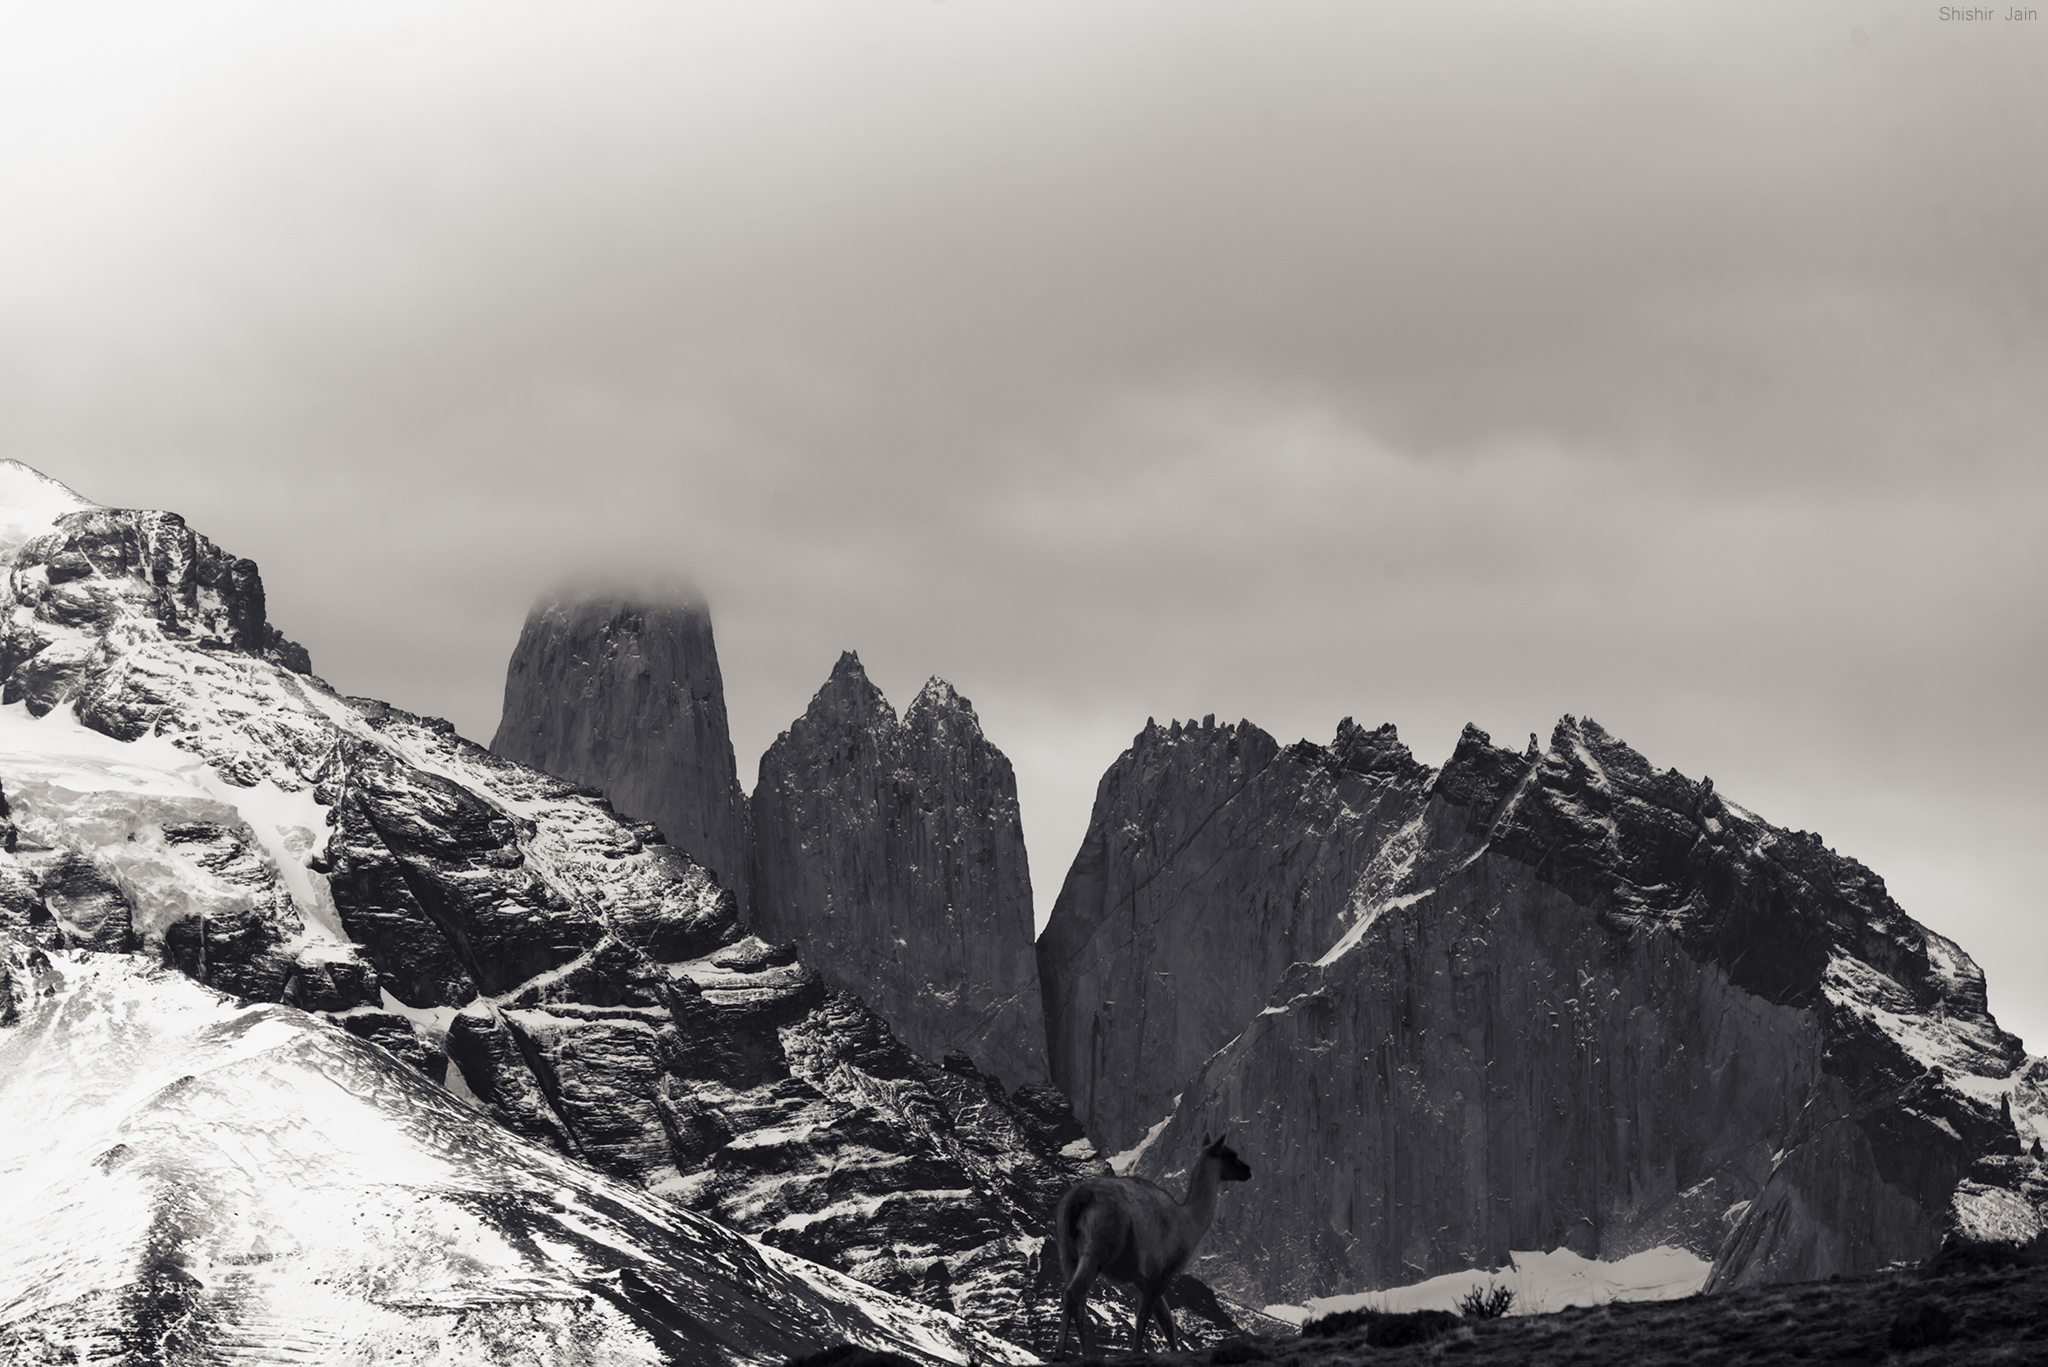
[[492, 589, 753, 910], [664, 960, 1084, 1344], [751, 653, 1048, 1090], [1084, 717, 2044, 1305], [1038, 715, 1433, 1152]]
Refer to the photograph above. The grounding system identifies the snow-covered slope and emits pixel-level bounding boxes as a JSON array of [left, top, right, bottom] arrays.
[[0, 941, 1031, 1365]]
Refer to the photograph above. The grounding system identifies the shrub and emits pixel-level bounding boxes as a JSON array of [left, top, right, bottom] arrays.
[[1209, 1338, 1270, 1364], [1456, 1281, 1516, 1319], [1299, 1307, 1460, 1346]]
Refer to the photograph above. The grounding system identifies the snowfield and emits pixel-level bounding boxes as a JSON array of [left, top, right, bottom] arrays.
[[0, 947, 1036, 1365], [1265, 1245, 1714, 1325]]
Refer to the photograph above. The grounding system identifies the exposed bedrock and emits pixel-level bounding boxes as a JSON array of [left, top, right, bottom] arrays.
[[1037, 714, 1433, 1152], [491, 587, 753, 911], [1, 507, 310, 728], [750, 651, 1048, 1090], [1114, 717, 2042, 1305]]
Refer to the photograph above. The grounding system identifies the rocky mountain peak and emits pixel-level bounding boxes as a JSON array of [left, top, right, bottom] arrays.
[[492, 583, 752, 910], [0, 498, 314, 737], [796, 648, 897, 732], [904, 676, 995, 764], [1426, 720, 1535, 815], [0, 461, 95, 567], [751, 655, 1048, 1089], [905, 674, 970, 724], [1040, 710, 1437, 1150], [0, 478, 1191, 1353]]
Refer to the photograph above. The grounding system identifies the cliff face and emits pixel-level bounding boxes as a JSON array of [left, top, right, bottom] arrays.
[[1037, 716, 1432, 1152], [750, 652, 1048, 1091], [491, 589, 752, 911], [1045, 715, 2048, 1306]]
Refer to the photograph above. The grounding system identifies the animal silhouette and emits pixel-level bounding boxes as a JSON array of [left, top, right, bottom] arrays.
[[1053, 1133, 1252, 1356]]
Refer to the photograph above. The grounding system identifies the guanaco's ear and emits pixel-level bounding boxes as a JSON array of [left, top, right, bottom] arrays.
[[1200, 1133, 1213, 1148]]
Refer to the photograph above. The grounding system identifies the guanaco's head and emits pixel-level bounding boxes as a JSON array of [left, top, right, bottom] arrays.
[[1201, 1132, 1252, 1183]]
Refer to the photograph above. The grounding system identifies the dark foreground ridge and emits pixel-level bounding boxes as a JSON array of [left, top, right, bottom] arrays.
[[806, 1251, 2048, 1367]]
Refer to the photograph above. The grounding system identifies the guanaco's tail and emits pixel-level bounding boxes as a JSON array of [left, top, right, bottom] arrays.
[[1059, 1187, 1094, 1250]]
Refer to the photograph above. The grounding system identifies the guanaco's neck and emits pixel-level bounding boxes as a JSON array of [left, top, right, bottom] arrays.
[[1181, 1156, 1223, 1232]]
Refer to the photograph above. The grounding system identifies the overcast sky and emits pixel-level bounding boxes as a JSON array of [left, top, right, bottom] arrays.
[[4, 2, 2043, 1047]]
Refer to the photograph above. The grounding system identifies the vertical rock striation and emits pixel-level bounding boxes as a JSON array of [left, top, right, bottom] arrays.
[[750, 652, 1048, 1090], [492, 587, 751, 911], [1037, 715, 1433, 1153]]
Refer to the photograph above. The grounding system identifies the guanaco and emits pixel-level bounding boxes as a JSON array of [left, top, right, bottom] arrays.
[[1053, 1133, 1252, 1356]]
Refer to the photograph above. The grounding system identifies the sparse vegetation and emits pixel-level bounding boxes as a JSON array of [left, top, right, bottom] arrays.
[[1455, 1281, 1516, 1319], [1299, 1307, 1460, 1346], [1037, 1250, 2048, 1365]]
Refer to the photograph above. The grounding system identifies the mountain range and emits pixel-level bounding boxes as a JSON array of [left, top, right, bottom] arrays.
[[1, 459, 2042, 1362]]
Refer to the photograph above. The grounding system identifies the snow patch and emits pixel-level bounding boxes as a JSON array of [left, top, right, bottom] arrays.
[[1316, 889, 1432, 968], [1267, 1245, 1712, 1323], [1822, 950, 2008, 1081], [764, 1243, 1038, 1365], [0, 950, 1033, 1365], [770, 1194, 890, 1234], [0, 459, 95, 567], [0, 701, 345, 942], [1109, 1101, 1178, 1175]]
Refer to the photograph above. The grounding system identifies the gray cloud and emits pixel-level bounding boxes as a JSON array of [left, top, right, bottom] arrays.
[[4, 1, 2044, 1044]]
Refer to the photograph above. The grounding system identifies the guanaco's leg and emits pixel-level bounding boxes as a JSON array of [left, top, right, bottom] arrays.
[[1060, 1253, 1102, 1359], [1131, 1287, 1159, 1354], [1153, 1297, 1181, 1353]]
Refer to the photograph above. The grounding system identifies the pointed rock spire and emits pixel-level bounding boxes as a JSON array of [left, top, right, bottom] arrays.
[[490, 584, 751, 909], [750, 658, 1047, 1087]]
